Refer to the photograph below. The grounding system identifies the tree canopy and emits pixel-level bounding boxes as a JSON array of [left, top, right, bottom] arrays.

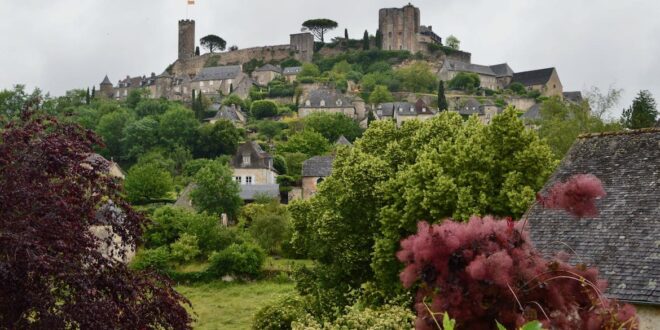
[[395, 62, 437, 93], [621, 90, 658, 129], [190, 160, 242, 218], [446, 35, 460, 50], [301, 19, 338, 43], [368, 85, 394, 104], [200, 34, 227, 53], [301, 112, 362, 142]]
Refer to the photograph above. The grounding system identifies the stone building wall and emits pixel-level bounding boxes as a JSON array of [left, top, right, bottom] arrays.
[[379, 5, 420, 52], [289, 33, 314, 63], [178, 20, 195, 60], [302, 176, 321, 199], [636, 305, 660, 330], [233, 168, 276, 185], [507, 97, 537, 111], [298, 106, 356, 119]]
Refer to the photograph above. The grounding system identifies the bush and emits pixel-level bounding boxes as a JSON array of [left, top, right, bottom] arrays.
[[508, 82, 526, 95], [182, 158, 214, 177], [170, 233, 201, 263], [252, 294, 310, 330], [130, 246, 172, 274], [249, 212, 291, 255], [124, 162, 174, 203], [251, 100, 279, 119], [290, 305, 415, 330], [207, 242, 266, 278], [448, 72, 481, 91]]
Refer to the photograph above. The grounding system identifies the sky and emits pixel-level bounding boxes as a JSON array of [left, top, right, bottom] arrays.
[[1, 0, 659, 118]]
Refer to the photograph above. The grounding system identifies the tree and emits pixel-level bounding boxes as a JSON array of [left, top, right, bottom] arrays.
[[621, 90, 658, 129], [159, 106, 199, 149], [583, 85, 622, 120], [278, 130, 331, 156], [344, 28, 348, 40], [395, 62, 437, 93], [438, 80, 448, 111], [362, 30, 369, 50], [200, 34, 227, 53], [242, 201, 291, 254], [0, 113, 191, 328], [448, 72, 481, 91], [191, 160, 242, 218], [368, 85, 394, 104], [194, 120, 242, 158], [85, 87, 91, 105], [91, 85, 96, 98], [302, 112, 363, 142], [251, 100, 278, 119], [222, 93, 245, 109], [96, 108, 133, 160], [301, 18, 338, 43], [446, 35, 460, 50], [124, 162, 174, 203], [195, 46, 200, 56], [508, 82, 526, 95], [375, 29, 383, 49], [122, 116, 160, 161], [228, 45, 239, 51], [134, 98, 169, 118], [298, 63, 321, 79]]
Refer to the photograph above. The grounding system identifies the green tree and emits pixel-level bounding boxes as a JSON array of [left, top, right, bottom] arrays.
[[124, 162, 174, 203], [301, 18, 338, 42], [362, 30, 370, 50], [200, 34, 226, 53], [126, 89, 148, 109], [122, 116, 160, 161], [438, 80, 448, 110], [96, 108, 133, 160], [221, 94, 245, 109], [85, 87, 90, 105], [190, 161, 242, 217], [134, 99, 169, 118], [302, 112, 362, 142], [344, 28, 349, 40], [194, 119, 242, 158], [621, 90, 658, 129], [242, 201, 291, 254], [375, 29, 383, 49], [395, 62, 437, 93], [278, 130, 330, 156], [159, 106, 199, 149], [298, 63, 321, 79], [251, 100, 278, 119], [368, 85, 394, 105], [448, 72, 481, 91], [255, 120, 287, 141], [508, 82, 527, 95], [446, 35, 460, 50]]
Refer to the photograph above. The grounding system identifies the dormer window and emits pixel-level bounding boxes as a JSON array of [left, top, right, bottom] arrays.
[[242, 154, 251, 166], [422, 108, 426, 113], [336, 99, 342, 106], [398, 107, 403, 112], [320, 100, 326, 107], [305, 100, 311, 106]]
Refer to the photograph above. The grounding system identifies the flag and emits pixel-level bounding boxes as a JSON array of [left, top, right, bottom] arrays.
[[187, 0, 194, 4]]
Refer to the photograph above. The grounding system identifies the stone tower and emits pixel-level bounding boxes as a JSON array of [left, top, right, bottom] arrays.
[[178, 19, 195, 60], [378, 3, 420, 52], [99, 75, 114, 98], [289, 33, 314, 63]]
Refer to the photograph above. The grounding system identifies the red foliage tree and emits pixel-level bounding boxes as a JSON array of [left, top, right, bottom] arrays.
[[0, 111, 192, 329], [397, 175, 638, 330]]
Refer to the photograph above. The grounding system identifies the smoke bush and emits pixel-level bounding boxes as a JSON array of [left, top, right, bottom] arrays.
[[537, 174, 606, 217], [398, 184, 638, 329]]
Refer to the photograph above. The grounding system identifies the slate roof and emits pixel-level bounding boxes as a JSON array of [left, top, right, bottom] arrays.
[[444, 59, 496, 76], [563, 91, 583, 103], [489, 63, 514, 77], [231, 141, 273, 170], [301, 88, 353, 108], [456, 98, 484, 116], [100, 75, 112, 85], [377, 102, 414, 117], [302, 156, 334, 177], [239, 184, 280, 201], [192, 65, 242, 81], [204, 104, 245, 123], [335, 135, 352, 146], [254, 64, 282, 73], [512, 68, 555, 87], [283, 66, 302, 75], [520, 103, 542, 120], [526, 129, 660, 305]]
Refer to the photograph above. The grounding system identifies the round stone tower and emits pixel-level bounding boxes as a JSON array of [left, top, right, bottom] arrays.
[[99, 75, 114, 98], [378, 4, 420, 52], [178, 19, 195, 60]]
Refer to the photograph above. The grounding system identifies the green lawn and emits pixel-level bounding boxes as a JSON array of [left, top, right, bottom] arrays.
[[177, 280, 295, 330]]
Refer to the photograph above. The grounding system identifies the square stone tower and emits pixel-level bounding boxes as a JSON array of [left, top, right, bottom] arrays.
[[178, 19, 195, 60], [379, 4, 420, 52]]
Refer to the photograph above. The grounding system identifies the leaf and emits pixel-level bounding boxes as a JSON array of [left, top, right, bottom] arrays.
[[496, 321, 508, 330], [442, 312, 456, 330], [520, 321, 544, 330]]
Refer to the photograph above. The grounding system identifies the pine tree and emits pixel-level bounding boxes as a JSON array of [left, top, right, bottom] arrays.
[[196, 91, 204, 120], [438, 81, 448, 111], [85, 87, 90, 105], [621, 90, 658, 129], [195, 46, 200, 56], [344, 28, 349, 40], [91, 86, 96, 99], [375, 29, 383, 50], [362, 30, 369, 50]]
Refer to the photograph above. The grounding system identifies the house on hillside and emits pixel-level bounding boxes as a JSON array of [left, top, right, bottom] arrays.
[[301, 155, 334, 199], [563, 91, 584, 103], [525, 129, 660, 328], [489, 63, 514, 89], [204, 103, 247, 126], [512, 67, 563, 97], [374, 99, 437, 127], [283, 66, 302, 83], [252, 64, 282, 86], [191, 65, 254, 98], [299, 88, 365, 120], [454, 98, 502, 124], [231, 141, 279, 202], [438, 59, 499, 90]]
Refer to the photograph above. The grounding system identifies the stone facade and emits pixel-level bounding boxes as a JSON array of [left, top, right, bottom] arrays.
[[379, 4, 420, 52], [233, 168, 276, 185], [289, 33, 314, 63], [178, 20, 195, 61]]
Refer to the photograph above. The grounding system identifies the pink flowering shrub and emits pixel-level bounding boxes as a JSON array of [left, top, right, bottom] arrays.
[[397, 175, 638, 329], [537, 174, 606, 217]]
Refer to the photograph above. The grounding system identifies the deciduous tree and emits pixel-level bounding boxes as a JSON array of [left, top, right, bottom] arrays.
[[191, 160, 242, 218], [124, 162, 174, 203], [446, 35, 460, 50]]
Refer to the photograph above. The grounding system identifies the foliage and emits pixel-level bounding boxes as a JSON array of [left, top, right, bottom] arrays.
[[298, 63, 321, 79], [194, 119, 242, 158], [134, 98, 169, 117], [124, 162, 174, 203], [122, 116, 160, 161], [183, 158, 214, 177], [126, 88, 148, 109], [621, 90, 658, 129], [368, 85, 394, 105], [207, 242, 266, 278], [583, 85, 623, 120], [256, 119, 288, 141], [200, 34, 227, 53], [536, 174, 606, 217], [438, 80, 448, 111], [222, 93, 246, 109], [278, 130, 330, 156], [395, 62, 437, 93], [280, 58, 303, 69], [243, 201, 292, 255], [131, 246, 172, 274], [252, 294, 311, 330], [508, 82, 527, 95], [252, 100, 279, 119], [273, 154, 288, 174], [291, 304, 415, 330], [96, 108, 133, 159], [362, 30, 370, 50], [0, 113, 191, 328], [191, 160, 242, 217], [170, 233, 202, 263], [301, 19, 338, 42], [159, 105, 199, 149], [301, 112, 362, 142], [448, 72, 480, 91], [280, 152, 308, 180], [445, 35, 460, 50]]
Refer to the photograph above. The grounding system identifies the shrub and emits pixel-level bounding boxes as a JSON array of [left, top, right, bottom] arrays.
[[207, 242, 266, 278], [447, 72, 480, 91], [182, 158, 213, 177], [130, 246, 172, 274], [252, 294, 310, 330], [170, 233, 201, 263], [249, 212, 291, 255], [251, 100, 279, 119], [290, 305, 415, 330], [124, 162, 174, 203]]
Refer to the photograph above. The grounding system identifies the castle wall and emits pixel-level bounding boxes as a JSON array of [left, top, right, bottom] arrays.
[[178, 20, 195, 60], [290, 33, 314, 62], [379, 5, 420, 52]]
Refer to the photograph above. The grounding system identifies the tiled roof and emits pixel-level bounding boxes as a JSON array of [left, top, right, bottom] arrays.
[[231, 141, 273, 170], [444, 60, 496, 76], [456, 98, 483, 115], [255, 64, 282, 73], [283, 66, 302, 75], [489, 63, 514, 77], [205, 104, 244, 123], [512, 68, 555, 86], [377, 102, 414, 117], [526, 129, 660, 305], [192, 65, 242, 81], [302, 156, 334, 177], [521, 103, 542, 120]]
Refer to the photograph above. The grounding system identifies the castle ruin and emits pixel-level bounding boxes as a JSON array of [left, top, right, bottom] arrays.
[[379, 3, 442, 53]]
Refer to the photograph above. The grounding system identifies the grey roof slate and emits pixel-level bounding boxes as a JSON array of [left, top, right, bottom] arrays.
[[255, 64, 282, 73], [521, 103, 542, 120], [526, 129, 660, 305], [302, 156, 334, 177], [335, 135, 352, 146], [377, 102, 414, 117], [563, 91, 583, 103], [283, 66, 302, 75], [192, 65, 242, 81], [301, 88, 353, 108], [205, 105, 244, 123], [100, 75, 112, 85], [456, 98, 484, 115], [231, 141, 273, 170], [512, 68, 555, 86], [239, 184, 280, 200], [445, 59, 496, 76], [489, 63, 514, 77]]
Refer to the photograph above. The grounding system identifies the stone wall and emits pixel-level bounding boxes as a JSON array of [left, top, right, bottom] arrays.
[[379, 5, 420, 52], [233, 168, 276, 185], [178, 20, 195, 60], [290, 33, 314, 63], [507, 97, 537, 111], [302, 176, 320, 199], [446, 50, 472, 64]]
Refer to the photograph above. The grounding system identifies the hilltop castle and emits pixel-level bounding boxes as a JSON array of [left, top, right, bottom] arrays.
[[379, 3, 442, 53]]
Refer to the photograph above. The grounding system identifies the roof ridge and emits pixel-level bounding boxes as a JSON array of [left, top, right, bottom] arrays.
[[578, 128, 660, 139]]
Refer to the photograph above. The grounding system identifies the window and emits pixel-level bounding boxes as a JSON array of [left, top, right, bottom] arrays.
[[200, 81, 205, 87], [336, 99, 342, 106], [320, 100, 326, 107], [235, 176, 242, 184], [305, 100, 311, 106], [209, 80, 214, 86], [316, 177, 324, 184], [242, 154, 251, 166], [245, 176, 253, 185]]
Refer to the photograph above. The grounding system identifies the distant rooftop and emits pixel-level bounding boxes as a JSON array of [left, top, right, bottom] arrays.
[[192, 65, 242, 81], [512, 68, 555, 86]]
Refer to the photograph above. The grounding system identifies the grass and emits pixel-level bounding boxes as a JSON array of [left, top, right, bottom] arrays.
[[177, 280, 295, 330]]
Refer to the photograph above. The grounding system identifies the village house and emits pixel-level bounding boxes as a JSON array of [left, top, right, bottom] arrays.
[[282, 66, 302, 83], [512, 67, 563, 97], [454, 98, 502, 124], [301, 155, 334, 199], [374, 99, 437, 126], [489, 63, 515, 89], [252, 64, 282, 86], [298, 88, 365, 119], [438, 59, 499, 90], [526, 129, 660, 329], [204, 103, 247, 126], [230, 141, 279, 202], [190, 65, 254, 98]]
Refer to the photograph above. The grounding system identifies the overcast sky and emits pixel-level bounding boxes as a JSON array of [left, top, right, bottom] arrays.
[[1, 0, 659, 117]]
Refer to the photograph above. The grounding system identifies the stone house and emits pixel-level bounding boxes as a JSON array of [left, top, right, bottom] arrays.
[[374, 99, 437, 126], [252, 64, 282, 86], [526, 129, 660, 329], [283, 66, 302, 83], [301, 155, 334, 199], [438, 59, 499, 90], [115, 75, 145, 99], [298, 88, 361, 119], [82, 153, 125, 180], [453, 98, 503, 124], [489, 63, 514, 89], [512, 67, 563, 97], [231, 141, 279, 202], [190, 65, 254, 98], [204, 103, 247, 126]]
